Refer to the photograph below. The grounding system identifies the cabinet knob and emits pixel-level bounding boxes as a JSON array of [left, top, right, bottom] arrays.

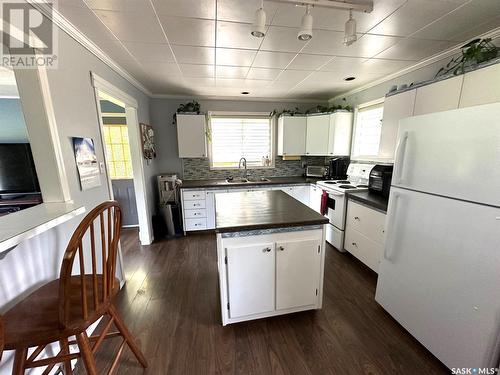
[[354, 216, 360, 221], [352, 242, 357, 247], [278, 246, 284, 251], [262, 247, 272, 253]]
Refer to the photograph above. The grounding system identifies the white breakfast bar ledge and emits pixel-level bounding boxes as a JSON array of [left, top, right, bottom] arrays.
[[214, 190, 329, 326]]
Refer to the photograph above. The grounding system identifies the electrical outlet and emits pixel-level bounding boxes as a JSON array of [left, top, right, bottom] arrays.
[[99, 162, 106, 174]]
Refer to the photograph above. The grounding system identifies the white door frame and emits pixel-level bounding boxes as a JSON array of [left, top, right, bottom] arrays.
[[90, 73, 154, 245]]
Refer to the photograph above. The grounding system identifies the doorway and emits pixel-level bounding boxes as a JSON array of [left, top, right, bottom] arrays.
[[91, 73, 153, 245], [99, 96, 139, 227]]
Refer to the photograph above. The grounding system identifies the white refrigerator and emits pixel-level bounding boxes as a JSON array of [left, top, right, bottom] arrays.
[[375, 102, 500, 370]]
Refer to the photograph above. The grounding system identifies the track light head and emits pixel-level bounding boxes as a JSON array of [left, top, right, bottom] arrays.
[[298, 5, 313, 41], [344, 9, 357, 46], [251, 2, 266, 38]]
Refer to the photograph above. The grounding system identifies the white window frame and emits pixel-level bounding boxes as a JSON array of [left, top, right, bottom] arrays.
[[351, 98, 385, 161], [208, 111, 276, 170]]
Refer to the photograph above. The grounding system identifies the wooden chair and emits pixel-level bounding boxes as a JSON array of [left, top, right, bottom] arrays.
[[0, 315, 4, 362], [2, 201, 147, 375]]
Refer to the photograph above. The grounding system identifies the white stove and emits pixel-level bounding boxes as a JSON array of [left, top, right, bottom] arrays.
[[316, 163, 375, 251]]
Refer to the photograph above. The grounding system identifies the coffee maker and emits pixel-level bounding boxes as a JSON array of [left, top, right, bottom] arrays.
[[325, 156, 350, 180]]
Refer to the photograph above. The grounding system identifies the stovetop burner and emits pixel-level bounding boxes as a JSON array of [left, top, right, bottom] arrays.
[[338, 185, 356, 189], [357, 184, 368, 188], [337, 180, 351, 184], [323, 181, 337, 184]]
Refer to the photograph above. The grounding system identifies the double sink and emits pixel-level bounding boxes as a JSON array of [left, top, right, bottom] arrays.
[[224, 177, 271, 184]]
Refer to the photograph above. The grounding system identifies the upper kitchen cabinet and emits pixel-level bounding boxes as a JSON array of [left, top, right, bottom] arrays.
[[378, 90, 415, 161], [327, 112, 353, 156], [459, 63, 500, 108], [414, 75, 463, 116], [305, 114, 329, 155], [277, 115, 307, 156], [176, 114, 207, 158]]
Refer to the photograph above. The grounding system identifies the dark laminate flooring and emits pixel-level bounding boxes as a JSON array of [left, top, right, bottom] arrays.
[[75, 229, 448, 375]]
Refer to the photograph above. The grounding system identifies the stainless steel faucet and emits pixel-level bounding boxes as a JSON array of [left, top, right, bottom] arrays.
[[238, 157, 247, 179]]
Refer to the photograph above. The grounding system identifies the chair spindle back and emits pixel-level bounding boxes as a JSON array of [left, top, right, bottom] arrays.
[[58, 201, 122, 327]]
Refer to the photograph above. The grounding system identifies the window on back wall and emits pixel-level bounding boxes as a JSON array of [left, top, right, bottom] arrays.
[[209, 115, 274, 169], [352, 101, 384, 158], [103, 125, 133, 179]]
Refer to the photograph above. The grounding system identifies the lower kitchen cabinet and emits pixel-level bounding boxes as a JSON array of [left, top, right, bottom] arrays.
[[226, 242, 276, 318], [344, 199, 386, 273], [309, 184, 322, 213], [218, 228, 325, 325], [276, 238, 321, 310]]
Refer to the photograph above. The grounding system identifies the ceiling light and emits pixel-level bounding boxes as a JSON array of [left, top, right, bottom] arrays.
[[344, 9, 357, 46], [251, 0, 266, 38], [298, 5, 313, 41]]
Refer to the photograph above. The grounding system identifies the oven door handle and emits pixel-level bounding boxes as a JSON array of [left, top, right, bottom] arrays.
[[327, 192, 344, 197]]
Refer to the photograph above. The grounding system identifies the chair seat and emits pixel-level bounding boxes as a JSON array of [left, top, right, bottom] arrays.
[[4, 275, 119, 350]]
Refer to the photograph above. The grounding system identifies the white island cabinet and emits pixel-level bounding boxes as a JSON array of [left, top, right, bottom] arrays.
[[215, 190, 327, 325]]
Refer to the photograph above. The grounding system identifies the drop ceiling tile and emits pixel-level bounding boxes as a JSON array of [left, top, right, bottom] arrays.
[[217, 22, 263, 50], [361, 58, 416, 74], [272, 0, 407, 33], [159, 16, 215, 47], [368, 0, 460, 37], [252, 51, 296, 69], [94, 9, 166, 43], [302, 30, 400, 58], [216, 66, 250, 79], [58, 5, 117, 43], [179, 64, 215, 78], [184, 77, 216, 87], [272, 69, 312, 88], [58, 0, 86, 7], [413, 2, 500, 42], [260, 26, 308, 53], [216, 78, 270, 88], [287, 54, 333, 70], [216, 48, 257, 66], [451, 15, 500, 43], [320, 56, 366, 73], [141, 62, 183, 77], [86, 0, 150, 12], [122, 42, 175, 63], [217, 0, 279, 24], [246, 67, 282, 80], [172, 45, 215, 65], [375, 38, 456, 61], [96, 40, 135, 62], [152, 0, 215, 19]]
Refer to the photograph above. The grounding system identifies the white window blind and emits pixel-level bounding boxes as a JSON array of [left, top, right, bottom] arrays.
[[352, 103, 384, 157], [210, 116, 272, 168]]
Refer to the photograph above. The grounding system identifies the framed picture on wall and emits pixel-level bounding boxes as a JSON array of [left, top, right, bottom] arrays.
[[140, 123, 156, 162], [73, 137, 101, 190]]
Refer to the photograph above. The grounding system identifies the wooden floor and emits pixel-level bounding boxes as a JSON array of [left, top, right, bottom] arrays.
[[76, 229, 448, 375]]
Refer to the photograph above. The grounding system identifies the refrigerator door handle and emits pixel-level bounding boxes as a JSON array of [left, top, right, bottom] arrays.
[[383, 192, 401, 262], [394, 131, 409, 184]]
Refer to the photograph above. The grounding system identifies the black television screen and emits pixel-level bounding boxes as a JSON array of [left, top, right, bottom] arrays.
[[0, 143, 40, 195]]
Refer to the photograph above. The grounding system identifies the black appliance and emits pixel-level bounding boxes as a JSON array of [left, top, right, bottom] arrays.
[[326, 156, 350, 180], [0, 143, 40, 197], [369, 164, 393, 198]]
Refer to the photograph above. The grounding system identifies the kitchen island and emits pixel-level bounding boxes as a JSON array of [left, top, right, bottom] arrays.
[[215, 190, 329, 325]]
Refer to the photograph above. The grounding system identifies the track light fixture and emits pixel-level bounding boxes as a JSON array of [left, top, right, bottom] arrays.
[[344, 9, 357, 46], [298, 5, 313, 41], [251, 0, 266, 38]]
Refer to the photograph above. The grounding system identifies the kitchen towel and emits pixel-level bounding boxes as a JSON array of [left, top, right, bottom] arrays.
[[320, 190, 328, 216]]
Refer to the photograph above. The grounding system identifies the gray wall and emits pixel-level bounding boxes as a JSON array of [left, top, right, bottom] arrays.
[[150, 98, 327, 179], [0, 99, 28, 143]]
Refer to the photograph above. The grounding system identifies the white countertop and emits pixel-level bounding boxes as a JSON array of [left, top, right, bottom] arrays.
[[0, 202, 86, 254]]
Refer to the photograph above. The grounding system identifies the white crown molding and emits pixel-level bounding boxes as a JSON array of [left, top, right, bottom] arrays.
[[25, 0, 152, 97], [329, 27, 500, 103]]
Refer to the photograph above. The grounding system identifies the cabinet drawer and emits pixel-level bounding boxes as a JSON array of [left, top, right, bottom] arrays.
[[184, 209, 206, 219], [183, 190, 206, 200], [183, 200, 206, 209], [346, 201, 386, 244], [185, 218, 207, 231], [344, 228, 383, 273]]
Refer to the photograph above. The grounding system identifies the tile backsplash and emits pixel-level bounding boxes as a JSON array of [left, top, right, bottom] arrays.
[[182, 156, 326, 180]]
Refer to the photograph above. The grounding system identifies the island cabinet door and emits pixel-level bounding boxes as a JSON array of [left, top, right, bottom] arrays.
[[226, 243, 275, 318], [276, 239, 321, 310]]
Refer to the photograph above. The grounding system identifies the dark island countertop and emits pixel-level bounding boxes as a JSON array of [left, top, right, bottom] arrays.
[[180, 176, 320, 189], [346, 191, 389, 213], [215, 190, 328, 233]]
